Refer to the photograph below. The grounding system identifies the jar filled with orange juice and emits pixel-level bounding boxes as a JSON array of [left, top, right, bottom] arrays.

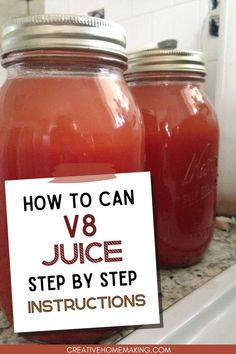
[[0, 14, 144, 343], [125, 48, 219, 268]]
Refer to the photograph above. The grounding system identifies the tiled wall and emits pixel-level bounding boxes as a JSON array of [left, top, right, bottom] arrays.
[[45, 0, 210, 51], [0, 0, 44, 29], [215, 0, 236, 215], [44, 0, 217, 101], [0, 0, 218, 103]]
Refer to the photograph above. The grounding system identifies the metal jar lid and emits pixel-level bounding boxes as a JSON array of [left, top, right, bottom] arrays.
[[126, 48, 206, 76], [1, 14, 127, 64]]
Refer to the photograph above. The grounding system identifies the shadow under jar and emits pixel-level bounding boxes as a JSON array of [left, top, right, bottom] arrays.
[[0, 14, 144, 343], [125, 48, 219, 268]]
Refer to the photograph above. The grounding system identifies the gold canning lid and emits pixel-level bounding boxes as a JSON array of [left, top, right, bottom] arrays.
[[1, 14, 127, 64], [126, 48, 206, 76]]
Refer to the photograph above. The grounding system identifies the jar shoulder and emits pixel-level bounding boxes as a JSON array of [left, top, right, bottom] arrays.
[[0, 75, 141, 129], [129, 81, 218, 128]]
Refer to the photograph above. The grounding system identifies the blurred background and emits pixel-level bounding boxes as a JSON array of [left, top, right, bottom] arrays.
[[0, 0, 235, 216], [0, 0, 220, 98]]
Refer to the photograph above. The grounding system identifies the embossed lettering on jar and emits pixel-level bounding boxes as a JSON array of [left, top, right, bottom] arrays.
[[0, 14, 144, 343], [125, 48, 219, 267]]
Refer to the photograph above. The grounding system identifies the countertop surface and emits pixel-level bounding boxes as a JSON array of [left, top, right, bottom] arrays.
[[1, 220, 236, 344]]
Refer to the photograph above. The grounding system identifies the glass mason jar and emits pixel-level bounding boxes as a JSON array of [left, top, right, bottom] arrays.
[[125, 49, 219, 268], [0, 15, 144, 343]]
